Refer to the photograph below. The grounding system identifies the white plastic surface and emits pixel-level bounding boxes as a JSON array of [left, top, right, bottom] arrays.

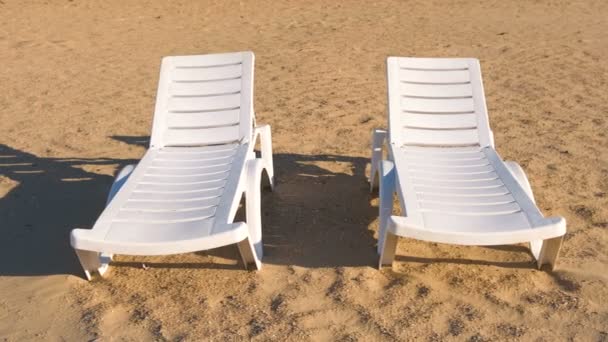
[[150, 52, 254, 148], [387, 57, 492, 148], [375, 57, 567, 269], [71, 52, 274, 279]]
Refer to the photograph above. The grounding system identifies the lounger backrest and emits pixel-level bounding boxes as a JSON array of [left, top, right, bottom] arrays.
[[150, 52, 254, 148], [386, 57, 492, 147]]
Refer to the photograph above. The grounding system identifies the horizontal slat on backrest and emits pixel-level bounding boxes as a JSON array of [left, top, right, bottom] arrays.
[[401, 97, 475, 113], [172, 64, 242, 82], [164, 126, 240, 146], [400, 83, 473, 98], [403, 113, 477, 129], [388, 57, 493, 148], [169, 53, 244, 67], [168, 93, 241, 113], [167, 110, 240, 129], [170, 79, 241, 96], [396, 58, 470, 70], [399, 69, 470, 84], [402, 127, 479, 146], [151, 52, 253, 148]]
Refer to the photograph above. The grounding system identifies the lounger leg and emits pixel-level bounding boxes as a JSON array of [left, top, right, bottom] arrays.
[[237, 236, 262, 271], [535, 236, 563, 270], [243, 159, 264, 270], [377, 160, 395, 255], [369, 129, 387, 192], [255, 124, 275, 190], [74, 249, 103, 281], [378, 229, 399, 269]]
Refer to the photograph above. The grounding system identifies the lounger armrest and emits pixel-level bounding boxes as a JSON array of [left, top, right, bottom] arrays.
[[538, 216, 567, 235]]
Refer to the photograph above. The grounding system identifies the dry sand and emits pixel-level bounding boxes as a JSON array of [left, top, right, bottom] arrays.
[[1, 0, 607, 340]]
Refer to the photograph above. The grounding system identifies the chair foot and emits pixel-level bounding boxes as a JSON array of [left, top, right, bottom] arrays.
[[74, 249, 109, 280], [237, 237, 262, 271], [243, 159, 264, 270], [377, 160, 395, 255], [535, 236, 563, 271], [378, 230, 399, 269]]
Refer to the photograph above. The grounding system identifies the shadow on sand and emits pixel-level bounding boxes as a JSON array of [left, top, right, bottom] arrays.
[[0, 143, 139, 276], [0, 136, 379, 276], [0, 135, 552, 278]]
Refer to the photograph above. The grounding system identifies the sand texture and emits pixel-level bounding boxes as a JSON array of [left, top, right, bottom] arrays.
[[1, 0, 607, 340]]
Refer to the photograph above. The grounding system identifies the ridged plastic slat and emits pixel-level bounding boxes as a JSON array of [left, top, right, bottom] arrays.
[[172, 64, 242, 82], [401, 97, 475, 113], [163, 126, 241, 146], [400, 83, 473, 97], [403, 113, 477, 130], [399, 69, 470, 84], [168, 94, 241, 113], [167, 109, 240, 129], [402, 128, 480, 146]]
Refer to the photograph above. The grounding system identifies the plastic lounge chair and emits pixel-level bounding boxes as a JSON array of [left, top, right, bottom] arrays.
[[70, 51, 274, 280], [370, 57, 566, 270]]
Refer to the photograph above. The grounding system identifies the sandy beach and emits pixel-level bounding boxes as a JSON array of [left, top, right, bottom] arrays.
[[1, 0, 607, 340]]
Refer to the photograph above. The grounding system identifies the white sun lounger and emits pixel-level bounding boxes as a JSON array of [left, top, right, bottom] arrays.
[[71, 52, 274, 280], [370, 57, 566, 270]]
